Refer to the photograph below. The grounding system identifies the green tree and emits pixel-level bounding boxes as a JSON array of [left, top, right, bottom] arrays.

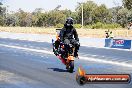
[[60, 9, 78, 24], [35, 13, 49, 27], [94, 4, 111, 23], [76, 1, 98, 25], [123, 0, 132, 10], [117, 8, 129, 27], [5, 14, 16, 26], [48, 10, 66, 26], [15, 9, 30, 26], [109, 6, 122, 23], [0, 2, 6, 26], [127, 9, 132, 22]]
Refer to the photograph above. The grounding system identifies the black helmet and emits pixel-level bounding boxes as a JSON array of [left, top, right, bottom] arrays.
[[65, 17, 73, 26]]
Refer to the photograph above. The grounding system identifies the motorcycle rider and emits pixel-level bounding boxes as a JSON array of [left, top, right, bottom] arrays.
[[60, 17, 80, 58]]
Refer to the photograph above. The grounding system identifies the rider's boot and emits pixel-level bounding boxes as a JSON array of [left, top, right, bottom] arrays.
[[54, 49, 59, 56], [74, 45, 79, 59], [65, 63, 68, 69], [74, 51, 79, 59], [65, 58, 69, 69]]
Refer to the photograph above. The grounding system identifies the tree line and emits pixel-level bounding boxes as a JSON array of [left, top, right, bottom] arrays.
[[0, 0, 132, 28]]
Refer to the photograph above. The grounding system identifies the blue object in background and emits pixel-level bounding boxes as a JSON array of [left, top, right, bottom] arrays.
[[111, 39, 131, 49], [105, 39, 131, 49], [104, 39, 112, 47]]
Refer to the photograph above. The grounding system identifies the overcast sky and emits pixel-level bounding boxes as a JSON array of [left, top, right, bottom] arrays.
[[3, 0, 122, 12]]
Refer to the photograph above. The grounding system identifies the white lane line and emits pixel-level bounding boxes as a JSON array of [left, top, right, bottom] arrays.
[[80, 56, 132, 68], [0, 44, 53, 55], [0, 44, 132, 68]]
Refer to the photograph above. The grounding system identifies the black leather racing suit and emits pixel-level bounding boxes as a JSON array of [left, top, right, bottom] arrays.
[[60, 25, 80, 57]]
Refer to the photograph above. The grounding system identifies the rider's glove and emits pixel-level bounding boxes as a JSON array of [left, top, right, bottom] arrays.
[[76, 41, 80, 46], [60, 42, 64, 44]]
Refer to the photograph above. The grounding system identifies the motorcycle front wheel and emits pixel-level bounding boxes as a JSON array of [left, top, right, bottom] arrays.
[[69, 61, 74, 73]]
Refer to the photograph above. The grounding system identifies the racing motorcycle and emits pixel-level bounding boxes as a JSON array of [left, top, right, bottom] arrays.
[[52, 29, 75, 73]]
